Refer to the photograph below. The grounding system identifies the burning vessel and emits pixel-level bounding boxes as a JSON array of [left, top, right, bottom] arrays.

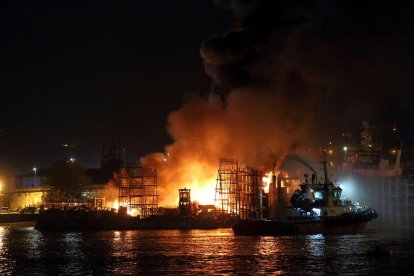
[[34, 165, 227, 231], [232, 160, 378, 236], [34, 156, 377, 233], [34, 206, 218, 231], [35, 188, 219, 231]]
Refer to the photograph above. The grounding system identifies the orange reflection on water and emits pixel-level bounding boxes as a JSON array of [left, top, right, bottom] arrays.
[[0, 226, 6, 249], [256, 236, 284, 255], [110, 230, 136, 258]]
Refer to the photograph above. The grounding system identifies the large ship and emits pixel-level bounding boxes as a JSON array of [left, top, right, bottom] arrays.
[[35, 188, 223, 231], [34, 208, 219, 231], [233, 160, 378, 235]]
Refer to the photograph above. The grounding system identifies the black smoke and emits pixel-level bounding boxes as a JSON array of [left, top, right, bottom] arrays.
[[201, 0, 414, 138]]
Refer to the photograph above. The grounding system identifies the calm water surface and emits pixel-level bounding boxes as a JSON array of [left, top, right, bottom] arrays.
[[0, 224, 413, 275]]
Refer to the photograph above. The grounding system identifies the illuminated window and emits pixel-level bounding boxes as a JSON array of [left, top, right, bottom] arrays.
[[314, 191, 323, 199], [312, 208, 321, 216]]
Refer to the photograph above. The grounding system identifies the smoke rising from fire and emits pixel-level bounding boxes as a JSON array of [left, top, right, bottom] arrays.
[[141, 0, 413, 206], [141, 87, 316, 206], [202, 0, 413, 128], [101, 180, 119, 209]]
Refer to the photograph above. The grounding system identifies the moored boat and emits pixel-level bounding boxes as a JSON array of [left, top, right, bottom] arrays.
[[35, 208, 219, 231], [233, 160, 378, 236], [233, 208, 377, 235]]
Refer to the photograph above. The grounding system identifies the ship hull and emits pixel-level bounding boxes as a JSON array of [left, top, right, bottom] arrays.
[[35, 209, 219, 231], [233, 208, 377, 236]]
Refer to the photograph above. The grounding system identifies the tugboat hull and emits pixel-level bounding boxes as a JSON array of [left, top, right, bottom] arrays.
[[233, 208, 377, 236]]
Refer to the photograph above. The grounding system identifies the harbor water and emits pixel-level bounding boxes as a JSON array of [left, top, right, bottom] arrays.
[[1, 224, 413, 275]]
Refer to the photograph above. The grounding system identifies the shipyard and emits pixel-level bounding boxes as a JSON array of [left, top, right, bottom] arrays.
[[1, 0, 414, 275], [5, 121, 412, 233]]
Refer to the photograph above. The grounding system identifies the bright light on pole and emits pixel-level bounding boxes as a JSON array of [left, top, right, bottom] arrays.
[[33, 167, 37, 186], [343, 146, 348, 158]]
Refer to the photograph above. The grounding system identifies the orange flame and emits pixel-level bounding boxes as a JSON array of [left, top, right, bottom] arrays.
[[141, 90, 312, 207], [262, 171, 272, 193]]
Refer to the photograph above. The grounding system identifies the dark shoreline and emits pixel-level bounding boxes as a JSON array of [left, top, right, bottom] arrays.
[[0, 214, 38, 223]]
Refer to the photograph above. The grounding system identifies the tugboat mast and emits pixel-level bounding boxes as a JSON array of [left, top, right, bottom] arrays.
[[323, 160, 329, 184]]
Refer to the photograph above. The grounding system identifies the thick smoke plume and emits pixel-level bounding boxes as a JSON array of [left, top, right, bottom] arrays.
[[142, 89, 313, 206], [141, 0, 412, 206]]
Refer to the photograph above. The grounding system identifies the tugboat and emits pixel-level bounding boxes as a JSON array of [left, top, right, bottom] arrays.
[[233, 160, 377, 235]]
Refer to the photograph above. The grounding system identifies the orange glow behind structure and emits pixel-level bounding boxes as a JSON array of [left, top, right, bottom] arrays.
[[190, 180, 216, 205], [174, 163, 217, 205], [141, 148, 220, 207], [262, 172, 272, 193], [141, 90, 313, 207], [113, 199, 119, 210]]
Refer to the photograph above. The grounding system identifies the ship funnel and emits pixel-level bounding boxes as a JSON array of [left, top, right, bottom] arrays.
[[323, 160, 329, 184], [268, 174, 277, 218]]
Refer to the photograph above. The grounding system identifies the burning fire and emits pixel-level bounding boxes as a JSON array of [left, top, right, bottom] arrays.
[[174, 162, 217, 205], [113, 199, 119, 210], [262, 172, 273, 193], [140, 91, 304, 207], [112, 199, 139, 216], [191, 179, 216, 205]]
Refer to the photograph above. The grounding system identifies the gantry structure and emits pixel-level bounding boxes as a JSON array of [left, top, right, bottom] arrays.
[[214, 159, 263, 219], [117, 166, 158, 218]]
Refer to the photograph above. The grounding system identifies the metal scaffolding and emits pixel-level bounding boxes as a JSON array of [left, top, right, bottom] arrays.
[[239, 168, 263, 220], [117, 166, 158, 218], [215, 159, 239, 216], [214, 159, 264, 219]]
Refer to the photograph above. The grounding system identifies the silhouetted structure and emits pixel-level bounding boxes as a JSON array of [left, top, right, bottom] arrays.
[[215, 159, 239, 217], [239, 168, 263, 220], [101, 124, 122, 180], [214, 159, 263, 219], [179, 188, 192, 217], [116, 166, 158, 218]]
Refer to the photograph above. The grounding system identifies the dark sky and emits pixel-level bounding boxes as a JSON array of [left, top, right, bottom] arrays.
[[0, 0, 231, 172], [1, 0, 414, 173]]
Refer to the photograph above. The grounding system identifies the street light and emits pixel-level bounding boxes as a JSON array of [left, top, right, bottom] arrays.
[[343, 146, 348, 158], [33, 167, 37, 187]]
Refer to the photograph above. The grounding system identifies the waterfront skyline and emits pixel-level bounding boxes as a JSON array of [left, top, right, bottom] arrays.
[[1, 0, 414, 173]]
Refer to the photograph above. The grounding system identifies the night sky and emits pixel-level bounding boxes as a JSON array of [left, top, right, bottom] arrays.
[[1, 0, 414, 174], [0, 0, 230, 172]]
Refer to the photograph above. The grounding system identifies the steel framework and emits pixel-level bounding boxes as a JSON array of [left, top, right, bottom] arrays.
[[215, 159, 239, 216], [239, 168, 263, 220], [214, 159, 264, 218], [117, 166, 158, 218]]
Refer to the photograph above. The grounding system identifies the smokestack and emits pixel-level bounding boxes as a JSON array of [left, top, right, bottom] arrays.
[[275, 173, 287, 219], [268, 173, 277, 218]]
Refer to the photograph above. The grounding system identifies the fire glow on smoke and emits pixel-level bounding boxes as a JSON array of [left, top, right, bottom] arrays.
[[140, 91, 307, 207], [139, 1, 322, 207], [117, 0, 398, 209]]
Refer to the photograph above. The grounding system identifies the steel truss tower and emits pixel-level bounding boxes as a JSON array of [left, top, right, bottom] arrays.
[[215, 159, 239, 216], [214, 159, 264, 218], [239, 168, 263, 220], [117, 166, 158, 218]]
